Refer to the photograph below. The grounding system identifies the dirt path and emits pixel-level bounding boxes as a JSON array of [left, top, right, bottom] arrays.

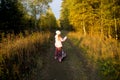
[[37, 38, 100, 80]]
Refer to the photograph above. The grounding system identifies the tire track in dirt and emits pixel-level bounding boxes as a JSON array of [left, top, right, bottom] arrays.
[[66, 39, 100, 80]]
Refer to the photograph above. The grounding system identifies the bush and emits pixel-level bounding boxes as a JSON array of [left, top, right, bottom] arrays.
[[98, 59, 120, 80]]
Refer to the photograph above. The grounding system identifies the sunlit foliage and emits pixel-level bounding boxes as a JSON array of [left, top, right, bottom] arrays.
[[38, 7, 57, 31], [60, 0, 120, 39]]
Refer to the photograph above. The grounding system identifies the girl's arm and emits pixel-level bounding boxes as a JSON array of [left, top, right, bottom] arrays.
[[60, 36, 67, 42]]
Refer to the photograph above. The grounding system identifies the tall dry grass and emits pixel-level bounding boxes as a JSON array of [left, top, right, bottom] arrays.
[[0, 31, 50, 80], [68, 32, 120, 80]]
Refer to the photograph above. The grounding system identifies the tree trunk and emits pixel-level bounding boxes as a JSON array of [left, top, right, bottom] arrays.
[[83, 21, 86, 36], [115, 19, 118, 40], [100, 0, 103, 37]]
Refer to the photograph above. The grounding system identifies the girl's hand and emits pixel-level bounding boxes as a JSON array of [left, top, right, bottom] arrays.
[[64, 36, 67, 40]]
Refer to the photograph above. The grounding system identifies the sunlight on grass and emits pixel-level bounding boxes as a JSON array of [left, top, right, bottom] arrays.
[[68, 32, 120, 80], [0, 31, 50, 80], [68, 32, 120, 60]]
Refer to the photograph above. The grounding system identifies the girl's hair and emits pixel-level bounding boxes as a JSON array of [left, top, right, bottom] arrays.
[[58, 34, 61, 40]]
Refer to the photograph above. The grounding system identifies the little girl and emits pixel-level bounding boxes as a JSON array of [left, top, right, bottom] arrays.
[[54, 30, 67, 62]]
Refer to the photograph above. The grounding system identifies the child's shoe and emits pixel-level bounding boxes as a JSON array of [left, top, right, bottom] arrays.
[[58, 58, 62, 62]]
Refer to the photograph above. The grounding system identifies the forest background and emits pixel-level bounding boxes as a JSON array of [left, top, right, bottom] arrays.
[[0, 0, 120, 80]]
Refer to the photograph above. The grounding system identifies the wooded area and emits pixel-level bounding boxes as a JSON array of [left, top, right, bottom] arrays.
[[0, 0, 120, 80], [0, 0, 120, 40], [0, 0, 57, 34], [60, 0, 120, 40]]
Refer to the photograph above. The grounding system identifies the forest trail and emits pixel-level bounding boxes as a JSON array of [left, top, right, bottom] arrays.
[[36, 36, 101, 80]]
